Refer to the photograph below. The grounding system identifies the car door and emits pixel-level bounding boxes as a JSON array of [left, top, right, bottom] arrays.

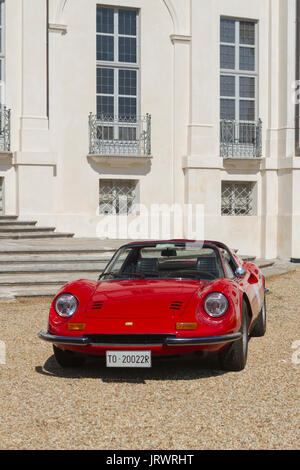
[[222, 248, 263, 322]]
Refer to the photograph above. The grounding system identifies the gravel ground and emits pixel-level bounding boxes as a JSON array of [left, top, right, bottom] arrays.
[[0, 269, 299, 450]]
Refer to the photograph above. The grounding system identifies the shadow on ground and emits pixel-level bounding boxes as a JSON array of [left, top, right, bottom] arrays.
[[35, 352, 227, 383]]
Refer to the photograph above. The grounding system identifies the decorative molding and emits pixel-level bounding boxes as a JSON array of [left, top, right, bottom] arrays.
[[163, 0, 179, 33], [13, 152, 57, 167], [182, 155, 265, 170], [48, 23, 67, 35], [223, 158, 263, 171], [261, 156, 300, 170], [0, 151, 13, 161], [170, 34, 191, 44], [187, 123, 214, 128], [48, 0, 68, 34], [182, 155, 222, 170], [87, 154, 152, 168]]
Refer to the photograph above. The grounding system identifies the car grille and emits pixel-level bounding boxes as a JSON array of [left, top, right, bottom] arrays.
[[86, 334, 175, 345]]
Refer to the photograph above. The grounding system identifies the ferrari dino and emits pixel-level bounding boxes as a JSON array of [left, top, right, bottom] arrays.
[[39, 240, 267, 371]]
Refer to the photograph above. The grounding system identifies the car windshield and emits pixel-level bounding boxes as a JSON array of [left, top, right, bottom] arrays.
[[100, 242, 225, 281]]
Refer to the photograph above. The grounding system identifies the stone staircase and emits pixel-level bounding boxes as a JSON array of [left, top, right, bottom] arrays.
[[0, 215, 119, 297], [0, 216, 74, 239], [0, 217, 296, 299], [0, 251, 114, 297]]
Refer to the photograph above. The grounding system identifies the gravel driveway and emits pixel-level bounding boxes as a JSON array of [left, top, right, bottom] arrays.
[[0, 269, 299, 450]]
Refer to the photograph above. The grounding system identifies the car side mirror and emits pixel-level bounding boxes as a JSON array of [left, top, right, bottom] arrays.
[[235, 267, 246, 278]]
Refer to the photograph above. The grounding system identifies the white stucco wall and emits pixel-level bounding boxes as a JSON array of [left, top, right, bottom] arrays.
[[0, 0, 299, 259]]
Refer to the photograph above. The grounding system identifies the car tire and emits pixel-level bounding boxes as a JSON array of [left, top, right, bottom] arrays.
[[218, 301, 249, 372], [53, 345, 86, 368], [251, 297, 267, 337]]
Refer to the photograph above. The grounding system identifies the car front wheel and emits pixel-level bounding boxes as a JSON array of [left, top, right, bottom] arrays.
[[218, 301, 249, 372], [53, 345, 86, 368]]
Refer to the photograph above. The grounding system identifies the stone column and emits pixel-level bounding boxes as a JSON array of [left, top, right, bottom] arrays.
[[170, 34, 191, 209], [164, 0, 191, 236], [14, 0, 56, 219], [19, 0, 49, 151]]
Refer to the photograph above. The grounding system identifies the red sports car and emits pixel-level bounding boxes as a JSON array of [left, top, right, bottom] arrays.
[[39, 240, 267, 371]]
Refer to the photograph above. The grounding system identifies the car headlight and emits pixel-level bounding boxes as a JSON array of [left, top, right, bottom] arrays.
[[55, 293, 78, 318], [204, 292, 229, 318]]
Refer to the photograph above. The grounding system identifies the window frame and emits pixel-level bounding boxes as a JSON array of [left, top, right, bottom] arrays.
[[96, 6, 140, 121], [220, 18, 259, 124], [99, 178, 139, 215], [221, 181, 257, 217]]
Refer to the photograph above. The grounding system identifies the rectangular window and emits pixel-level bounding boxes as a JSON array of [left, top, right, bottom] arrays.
[[221, 181, 256, 216], [99, 179, 137, 215], [220, 18, 258, 124], [96, 6, 139, 120]]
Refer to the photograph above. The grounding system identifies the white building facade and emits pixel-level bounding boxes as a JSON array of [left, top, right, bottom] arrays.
[[1, 0, 300, 260]]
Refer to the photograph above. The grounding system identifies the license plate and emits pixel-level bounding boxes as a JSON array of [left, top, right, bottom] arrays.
[[106, 351, 152, 368]]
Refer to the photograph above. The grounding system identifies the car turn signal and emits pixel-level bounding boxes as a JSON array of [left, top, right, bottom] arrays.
[[67, 323, 86, 331], [176, 322, 198, 330]]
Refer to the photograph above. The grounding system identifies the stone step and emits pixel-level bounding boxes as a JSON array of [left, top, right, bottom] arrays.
[[241, 255, 256, 261], [0, 232, 74, 239], [0, 271, 99, 287], [0, 216, 75, 240], [0, 238, 119, 253], [0, 220, 37, 226], [0, 216, 18, 221], [255, 259, 275, 269], [0, 286, 63, 298], [0, 226, 56, 232], [0, 253, 112, 263], [0, 263, 106, 274]]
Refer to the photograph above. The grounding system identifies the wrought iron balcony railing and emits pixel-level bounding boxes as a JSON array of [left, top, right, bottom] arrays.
[[0, 106, 11, 153], [220, 119, 262, 159], [89, 113, 151, 157]]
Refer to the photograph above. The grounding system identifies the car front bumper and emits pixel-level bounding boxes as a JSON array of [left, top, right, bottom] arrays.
[[38, 330, 242, 347]]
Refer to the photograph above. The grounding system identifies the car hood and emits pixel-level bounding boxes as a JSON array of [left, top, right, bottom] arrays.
[[87, 278, 206, 317], [83, 279, 208, 333]]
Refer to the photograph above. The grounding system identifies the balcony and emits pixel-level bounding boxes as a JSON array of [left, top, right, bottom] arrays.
[[0, 107, 11, 154], [220, 119, 262, 159], [88, 114, 151, 163]]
